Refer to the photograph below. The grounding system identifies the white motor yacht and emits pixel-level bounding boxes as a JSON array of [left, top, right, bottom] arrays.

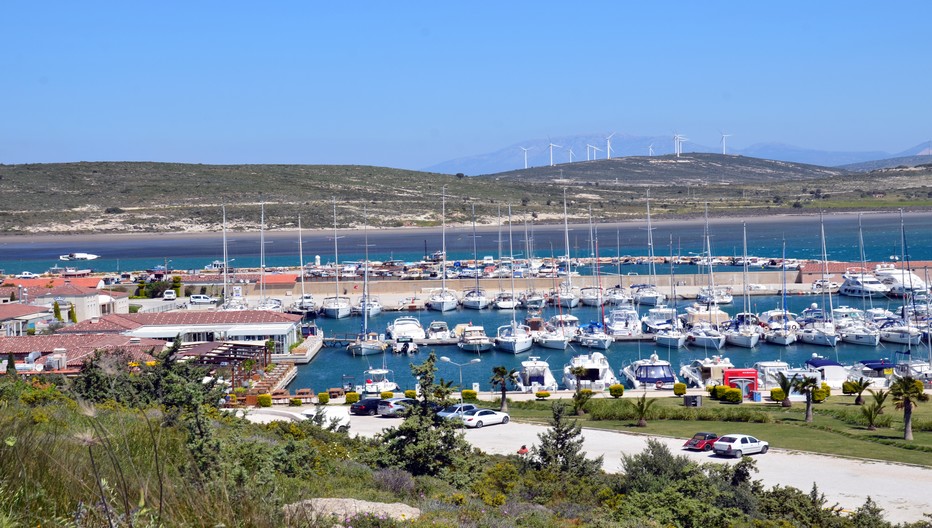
[[873, 264, 929, 298], [493, 291, 519, 310], [360, 367, 398, 395], [697, 287, 734, 305], [386, 316, 426, 341], [839, 269, 890, 298], [621, 353, 678, 389], [562, 352, 619, 391], [513, 356, 559, 393], [427, 320, 453, 340], [606, 303, 642, 337], [457, 325, 494, 353], [641, 305, 679, 333], [679, 356, 734, 388]]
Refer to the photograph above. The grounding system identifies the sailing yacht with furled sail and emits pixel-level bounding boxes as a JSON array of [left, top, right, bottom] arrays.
[[255, 201, 283, 312], [461, 204, 491, 310], [428, 186, 459, 312], [552, 189, 579, 308], [723, 223, 762, 348], [321, 198, 352, 319], [798, 212, 839, 347], [632, 190, 666, 306], [348, 208, 387, 356], [495, 204, 533, 354]]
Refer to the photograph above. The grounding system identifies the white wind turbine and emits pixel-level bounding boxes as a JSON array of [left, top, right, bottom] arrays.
[[673, 133, 687, 157], [605, 132, 616, 159], [568, 148, 575, 163], [548, 141, 562, 166], [585, 144, 595, 161], [647, 143, 654, 156], [720, 133, 732, 155], [520, 146, 534, 169]]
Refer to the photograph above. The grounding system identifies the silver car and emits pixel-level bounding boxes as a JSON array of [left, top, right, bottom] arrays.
[[712, 434, 769, 458], [437, 403, 478, 420]]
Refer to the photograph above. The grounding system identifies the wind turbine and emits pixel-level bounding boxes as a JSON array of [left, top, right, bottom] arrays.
[[647, 143, 654, 157], [568, 148, 575, 163], [605, 132, 616, 160], [548, 141, 562, 166], [673, 133, 687, 157], [591, 145, 602, 160], [520, 146, 534, 169], [586, 144, 597, 161], [720, 133, 732, 155]]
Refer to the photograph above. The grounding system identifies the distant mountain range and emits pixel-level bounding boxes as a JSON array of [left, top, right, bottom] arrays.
[[424, 133, 932, 175]]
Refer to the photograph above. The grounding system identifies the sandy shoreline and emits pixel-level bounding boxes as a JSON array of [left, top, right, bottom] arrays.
[[2, 210, 930, 244]]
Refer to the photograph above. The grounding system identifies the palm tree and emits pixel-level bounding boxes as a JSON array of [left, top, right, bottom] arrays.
[[850, 377, 873, 406], [860, 401, 883, 431], [629, 393, 657, 427], [889, 376, 929, 441], [870, 388, 889, 414], [791, 375, 820, 423], [775, 372, 793, 408], [490, 366, 518, 412]]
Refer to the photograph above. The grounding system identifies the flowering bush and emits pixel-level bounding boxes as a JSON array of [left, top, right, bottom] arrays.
[[609, 384, 625, 398], [345, 392, 360, 404], [535, 391, 550, 400]]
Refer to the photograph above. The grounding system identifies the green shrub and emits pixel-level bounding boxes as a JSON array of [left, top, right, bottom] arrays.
[[812, 389, 828, 403], [256, 393, 272, 407], [535, 391, 550, 400], [722, 388, 743, 404], [380, 391, 394, 399], [404, 389, 417, 399], [820, 382, 831, 397], [586, 399, 774, 423], [673, 383, 687, 396], [345, 392, 360, 404], [317, 392, 330, 405], [288, 398, 302, 407], [128, 304, 141, 313], [770, 388, 786, 402], [709, 385, 729, 400], [462, 389, 478, 402], [608, 384, 625, 398], [842, 380, 856, 395], [912, 419, 932, 432]]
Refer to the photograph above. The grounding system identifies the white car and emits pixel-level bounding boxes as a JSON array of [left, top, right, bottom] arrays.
[[712, 434, 769, 458], [190, 294, 218, 305], [459, 408, 509, 428], [162, 289, 177, 301], [15, 271, 37, 279], [811, 279, 839, 291]]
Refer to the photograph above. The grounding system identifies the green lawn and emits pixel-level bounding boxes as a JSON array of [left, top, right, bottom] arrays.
[[503, 394, 932, 467]]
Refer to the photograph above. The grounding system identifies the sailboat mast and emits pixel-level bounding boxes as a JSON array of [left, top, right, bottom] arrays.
[[900, 209, 916, 356], [742, 222, 750, 317], [563, 188, 572, 289], [646, 190, 656, 283], [819, 211, 834, 314], [333, 198, 340, 302], [298, 214, 306, 299], [362, 206, 369, 334], [260, 201, 266, 302], [471, 204, 481, 293], [508, 204, 517, 326], [222, 204, 228, 303], [441, 185, 447, 293]]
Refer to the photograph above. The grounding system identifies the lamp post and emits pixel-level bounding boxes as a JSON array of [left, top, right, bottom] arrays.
[[440, 356, 481, 404]]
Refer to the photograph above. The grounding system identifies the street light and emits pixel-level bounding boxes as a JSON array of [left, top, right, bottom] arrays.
[[440, 356, 481, 404]]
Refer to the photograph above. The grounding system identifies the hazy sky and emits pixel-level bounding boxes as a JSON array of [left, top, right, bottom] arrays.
[[2, 2, 929, 169]]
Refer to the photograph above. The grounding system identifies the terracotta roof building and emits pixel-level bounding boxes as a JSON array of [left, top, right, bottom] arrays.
[[0, 334, 166, 373]]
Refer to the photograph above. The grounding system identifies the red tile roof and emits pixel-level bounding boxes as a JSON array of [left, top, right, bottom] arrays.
[[0, 304, 49, 320], [60, 310, 303, 335], [0, 334, 166, 367], [2, 277, 103, 290]]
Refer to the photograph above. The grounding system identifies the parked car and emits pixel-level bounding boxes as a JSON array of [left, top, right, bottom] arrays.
[[162, 289, 177, 301], [437, 403, 478, 420], [15, 271, 37, 279], [712, 434, 769, 458], [377, 397, 417, 417], [811, 279, 839, 291], [458, 408, 509, 428], [190, 294, 218, 305], [349, 398, 383, 416], [683, 432, 719, 451]]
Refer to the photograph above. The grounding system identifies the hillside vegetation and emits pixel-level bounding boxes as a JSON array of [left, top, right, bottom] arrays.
[[1, 157, 930, 234]]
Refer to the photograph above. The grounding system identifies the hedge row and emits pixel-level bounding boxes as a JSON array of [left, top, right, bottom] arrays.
[[586, 399, 773, 423]]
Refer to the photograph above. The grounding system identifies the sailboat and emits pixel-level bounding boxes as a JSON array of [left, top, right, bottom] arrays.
[[255, 201, 283, 311], [219, 204, 248, 311], [580, 210, 605, 307], [838, 214, 881, 346], [552, 188, 579, 308], [290, 215, 316, 313], [798, 212, 839, 347], [632, 190, 666, 306], [461, 204, 490, 310], [495, 204, 534, 354], [654, 236, 687, 348], [685, 205, 727, 350], [428, 186, 459, 312], [762, 238, 799, 346], [348, 208, 387, 356], [321, 198, 352, 319], [724, 222, 762, 348]]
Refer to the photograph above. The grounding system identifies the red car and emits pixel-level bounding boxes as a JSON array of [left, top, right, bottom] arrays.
[[683, 432, 719, 451]]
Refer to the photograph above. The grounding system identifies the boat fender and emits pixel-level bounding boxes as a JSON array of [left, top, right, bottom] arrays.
[[655, 380, 664, 390]]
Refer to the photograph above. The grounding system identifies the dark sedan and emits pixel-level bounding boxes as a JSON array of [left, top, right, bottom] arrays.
[[349, 398, 383, 416]]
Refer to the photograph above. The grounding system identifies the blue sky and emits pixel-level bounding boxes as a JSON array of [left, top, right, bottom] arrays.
[[2, 2, 929, 170]]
